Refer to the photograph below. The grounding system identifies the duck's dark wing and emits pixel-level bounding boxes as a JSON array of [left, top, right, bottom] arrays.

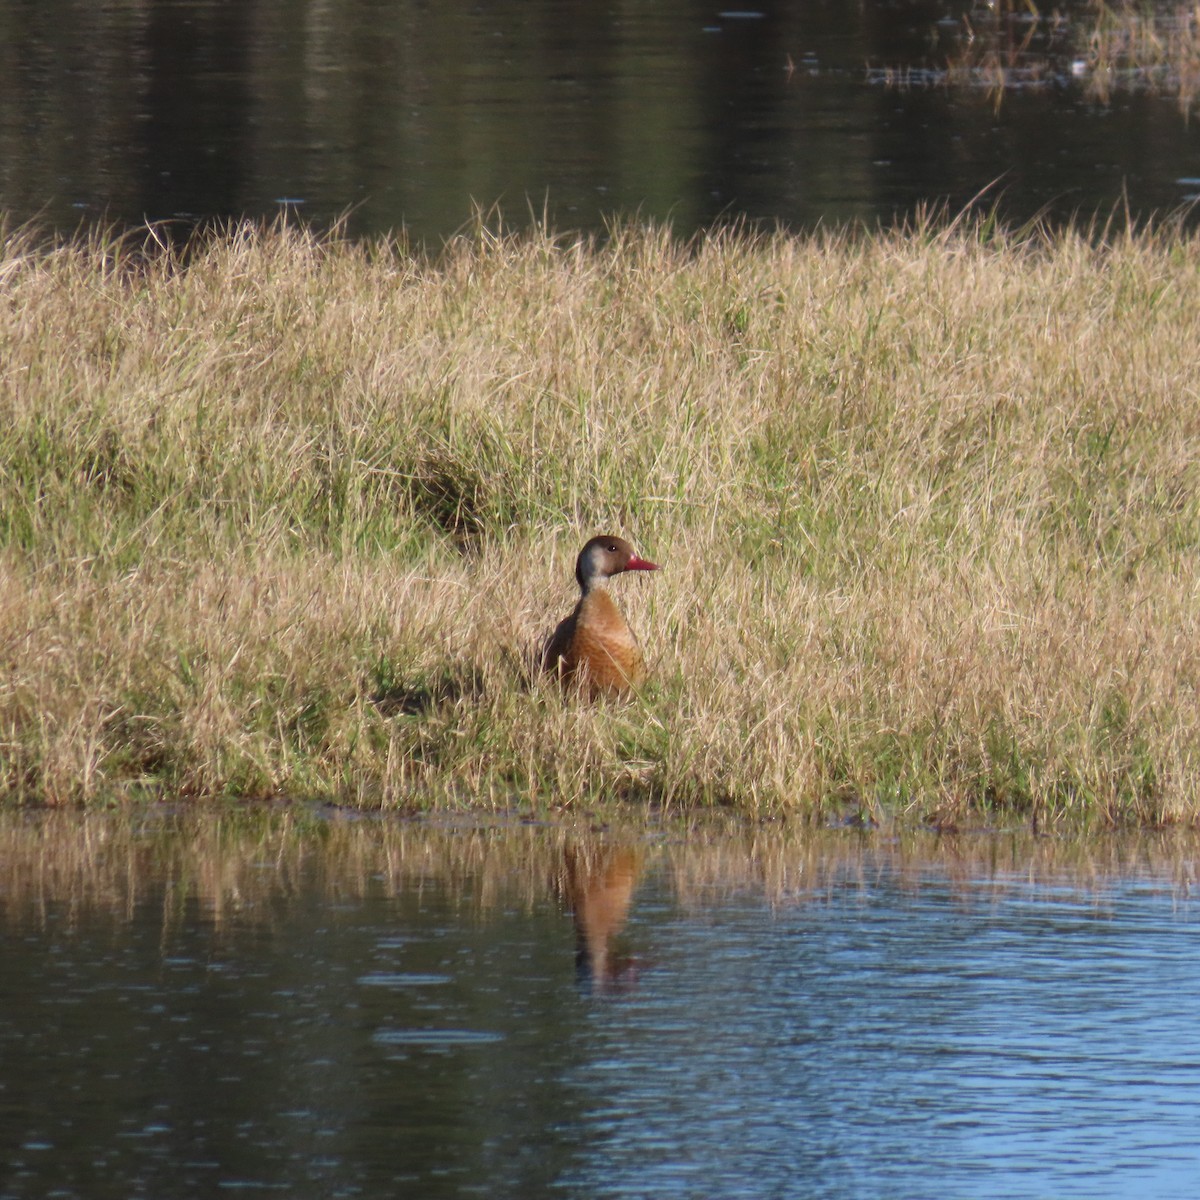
[[540, 606, 580, 676]]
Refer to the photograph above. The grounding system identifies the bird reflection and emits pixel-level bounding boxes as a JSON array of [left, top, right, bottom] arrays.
[[559, 842, 642, 994]]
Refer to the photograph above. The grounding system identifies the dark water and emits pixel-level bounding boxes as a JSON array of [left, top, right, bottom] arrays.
[[2, 814, 1200, 1199], [2, 0, 1200, 243]]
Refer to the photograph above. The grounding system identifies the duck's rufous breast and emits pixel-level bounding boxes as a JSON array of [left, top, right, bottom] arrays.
[[544, 589, 646, 697]]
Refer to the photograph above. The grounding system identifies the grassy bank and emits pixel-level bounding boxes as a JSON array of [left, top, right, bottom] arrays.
[[2, 214, 1199, 824]]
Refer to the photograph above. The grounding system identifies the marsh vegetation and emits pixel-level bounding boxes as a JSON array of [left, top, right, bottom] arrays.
[[877, 0, 1200, 116]]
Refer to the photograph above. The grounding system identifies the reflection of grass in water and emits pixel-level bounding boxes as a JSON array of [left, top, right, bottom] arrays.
[[3, 218, 1200, 823], [1082, 0, 1200, 110], [875, 0, 1200, 115], [1, 809, 1197, 928], [0, 808, 578, 928]]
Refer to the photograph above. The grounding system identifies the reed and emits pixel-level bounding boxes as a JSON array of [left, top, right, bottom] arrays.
[[1082, 0, 1200, 110], [2, 213, 1199, 825], [882, 0, 1200, 115]]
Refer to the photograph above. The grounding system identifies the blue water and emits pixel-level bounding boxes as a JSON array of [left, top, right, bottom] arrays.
[[561, 881, 1200, 1199], [1, 822, 1198, 1199]]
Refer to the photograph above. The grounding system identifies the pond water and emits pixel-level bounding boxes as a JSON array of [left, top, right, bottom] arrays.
[[2, 0, 1200, 242], [2, 810, 1200, 1199]]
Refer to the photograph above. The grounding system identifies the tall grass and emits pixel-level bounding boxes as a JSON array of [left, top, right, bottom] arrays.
[[2, 213, 1199, 824]]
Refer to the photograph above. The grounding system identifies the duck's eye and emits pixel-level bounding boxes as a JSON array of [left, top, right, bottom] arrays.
[[605, 543, 618, 552]]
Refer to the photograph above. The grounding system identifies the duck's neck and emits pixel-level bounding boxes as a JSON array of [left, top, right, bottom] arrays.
[[578, 574, 609, 599]]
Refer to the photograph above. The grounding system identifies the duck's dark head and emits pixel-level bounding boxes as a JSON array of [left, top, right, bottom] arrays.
[[575, 535, 660, 592]]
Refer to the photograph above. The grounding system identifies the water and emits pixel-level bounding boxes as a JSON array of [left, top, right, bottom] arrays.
[[2, 0, 1200, 242], [1, 811, 1199, 1198]]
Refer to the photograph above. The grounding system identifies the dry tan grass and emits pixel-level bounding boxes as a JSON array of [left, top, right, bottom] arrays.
[[2, 215, 1199, 823]]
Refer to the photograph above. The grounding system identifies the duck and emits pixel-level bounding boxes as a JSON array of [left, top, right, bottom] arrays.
[[541, 535, 660, 697]]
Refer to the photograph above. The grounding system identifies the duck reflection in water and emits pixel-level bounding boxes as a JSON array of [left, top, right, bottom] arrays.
[[559, 842, 643, 994]]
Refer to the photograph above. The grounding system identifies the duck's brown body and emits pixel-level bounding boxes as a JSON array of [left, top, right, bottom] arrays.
[[543, 588, 649, 696], [541, 535, 659, 698]]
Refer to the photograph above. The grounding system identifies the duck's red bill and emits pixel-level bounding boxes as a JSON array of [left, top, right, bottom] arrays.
[[626, 556, 660, 571]]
